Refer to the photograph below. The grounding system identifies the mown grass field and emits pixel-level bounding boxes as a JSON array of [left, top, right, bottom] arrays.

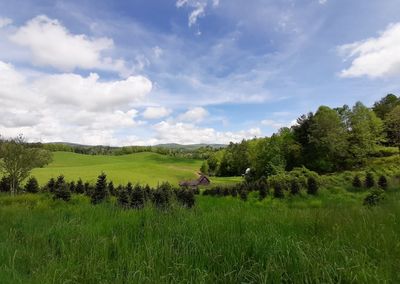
[[0, 189, 399, 283], [30, 152, 203, 186]]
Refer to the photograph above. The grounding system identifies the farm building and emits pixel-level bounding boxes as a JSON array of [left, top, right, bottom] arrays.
[[179, 175, 211, 187]]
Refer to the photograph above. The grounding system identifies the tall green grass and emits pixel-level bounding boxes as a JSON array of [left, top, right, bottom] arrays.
[[0, 191, 399, 283]]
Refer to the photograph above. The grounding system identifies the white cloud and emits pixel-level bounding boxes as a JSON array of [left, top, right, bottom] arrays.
[[318, 0, 327, 4], [0, 17, 12, 28], [153, 46, 163, 58], [178, 107, 209, 123], [0, 61, 151, 145], [339, 23, 400, 78], [261, 118, 296, 129], [176, 0, 219, 28], [152, 121, 260, 144], [142, 107, 172, 119], [9, 15, 130, 75], [189, 3, 206, 27]]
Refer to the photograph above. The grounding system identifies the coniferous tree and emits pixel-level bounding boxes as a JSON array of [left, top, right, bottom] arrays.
[[352, 175, 362, 188], [91, 172, 108, 204], [69, 181, 76, 193], [108, 181, 115, 196], [290, 179, 300, 195], [378, 175, 388, 190], [117, 187, 130, 209], [365, 172, 375, 188], [131, 184, 145, 209], [126, 182, 133, 195], [46, 177, 56, 193], [307, 177, 318, 195], [258, 178, 268, 200], [25, 176, 39, 193], [53, 175, 71, 201], [239, 189, 248, 201], [75, 178, 85, 194], [273, 183, 284, 198]]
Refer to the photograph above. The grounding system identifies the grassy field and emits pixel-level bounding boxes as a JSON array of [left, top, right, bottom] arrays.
[[0, 190, 399, 283], [30, 152, 203, 186]]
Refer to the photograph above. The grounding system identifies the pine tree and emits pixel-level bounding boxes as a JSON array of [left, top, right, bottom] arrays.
[[352, 175, 362, 188], [290, 179, 300, 195], [108, 181, 115, 196], [273, 183, 284, 198], [239, 189, 248, 201], [91, 172, 108, 204], [307, 177, 318, 195], [131, 184, 145, 209], [126, 182, 133, 195], [53, 175, 71, 201], [117, 187, 130, 209], [378, 175, 388, 190], [259, 180, 268, 200], [69, 181, 76, 193], [46, 177, 56, 193], [365, 172, 375, 188], [25, 176, 39, 193], [75, 178, 85, 194]]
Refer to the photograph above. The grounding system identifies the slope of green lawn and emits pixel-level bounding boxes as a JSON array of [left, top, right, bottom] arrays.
[[31, 152, 203, 186]]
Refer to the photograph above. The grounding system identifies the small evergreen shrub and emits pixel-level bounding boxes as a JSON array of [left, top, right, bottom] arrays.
[[108, 181, 115, 196], [25, 176, 39, 193], [91, 172, 108, 204], [363, 189, 385, 206], [378, 175, 388, 190], [273, 183, 284, 198], [176, 189, 196, 208], [46, 178, 56, 193], [131, 184, 145, 209], [117, 187, 130, 209], [53, 175, 71, 202], [365, 172, 375, 188], [352, 175, 362, 188], [75, 178, 85, 194], [69, 181, 76, 193], [239, 189, 248, 201], [290, 179, 300, 195], [307, 177, 318, 195]]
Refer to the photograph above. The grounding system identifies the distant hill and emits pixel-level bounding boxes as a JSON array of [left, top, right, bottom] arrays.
[[154, 143, 226, 150]]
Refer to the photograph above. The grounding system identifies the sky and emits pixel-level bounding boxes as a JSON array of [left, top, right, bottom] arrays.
[[0, 0, 399, 146]]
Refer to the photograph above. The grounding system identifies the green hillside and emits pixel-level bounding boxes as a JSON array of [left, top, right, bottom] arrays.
[[31, 152, 203, 186]]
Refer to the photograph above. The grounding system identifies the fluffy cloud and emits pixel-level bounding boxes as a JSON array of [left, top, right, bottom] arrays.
[[339, 23, 400, 78], [0, 61, 151, 145], [142, 107, 172, 119], [9, 15, 129, 75], [152, 121, 260, 144], [0, 17, 12, 28], [178, 107, 209, 123]]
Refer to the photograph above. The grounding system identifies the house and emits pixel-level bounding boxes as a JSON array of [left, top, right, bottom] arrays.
[[179, 174, 211, 187]]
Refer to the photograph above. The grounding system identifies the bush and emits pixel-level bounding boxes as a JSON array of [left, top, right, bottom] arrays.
[[75, 178, 85, 194], [91, 172, 108, 205], [45, 178, 56, 193], [378, 175, 388, 190], [117, 187, 130, 209], [131, 184, 145, 209], [352, 175, 362, 188], [363, 189, 385, 206], [290, 179, 300, 195], [108, 181, 115, 196], [0, 176, 11, 192], [53, 175, 71, 202], [273, 183, 284, 199], [365, 172, 375, 188], [69, 181, 76, 193], [176, 189, 196, 208], [307, 177, 318, 195], [239, 189, 248, 201], [25, 176, 39, 193]]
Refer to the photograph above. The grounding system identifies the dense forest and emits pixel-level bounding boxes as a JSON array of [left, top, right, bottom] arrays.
[[203, 94, 400, 178]]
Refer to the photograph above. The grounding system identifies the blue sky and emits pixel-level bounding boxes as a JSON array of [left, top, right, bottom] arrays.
[[0, 0, 399, 145]]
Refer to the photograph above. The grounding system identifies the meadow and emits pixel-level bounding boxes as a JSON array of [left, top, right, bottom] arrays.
[[0, 189, 399, 283], [30, 151, 204, 186]]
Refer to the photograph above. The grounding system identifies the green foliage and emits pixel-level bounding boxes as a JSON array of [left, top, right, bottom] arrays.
[[175, 188, 196, 208], [91, 172, 108, 205], [0, 135, 52, 194], [273, 183, 284, 199], [290, 179, 300, 195], [53, 176, 71, 202], [385, 105, 400, 151], [69, 181, 76, 193], [45, 177, 56, 193], [365, 172, 375, 188], [24, 176, 39, 193], [200, 160, 209, 175], [75, 178, 85, 194], [373, 94, 400, 120], [378, 175, 388, 190], [363, 189, 385, 206], [239, 189, 248, 201], [307, 177, 318, 195], [352, 175, 362, 188], [0, 176, 10, 192], [131, 184, 145, 209], [108, 181, 115, 196], [117, 186, 130, 209]]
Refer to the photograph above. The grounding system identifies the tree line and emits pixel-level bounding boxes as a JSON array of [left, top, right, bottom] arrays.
[[202, 94, 400, 178]]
